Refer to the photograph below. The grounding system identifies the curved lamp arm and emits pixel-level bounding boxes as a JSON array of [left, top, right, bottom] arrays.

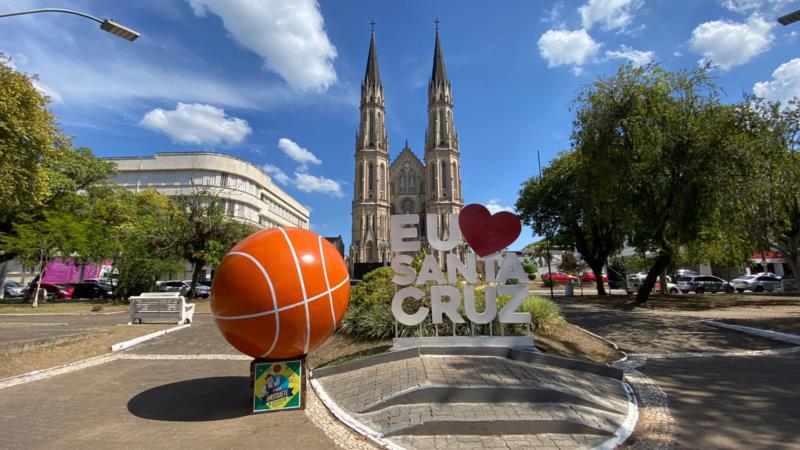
[[0, 8, 139, 41]]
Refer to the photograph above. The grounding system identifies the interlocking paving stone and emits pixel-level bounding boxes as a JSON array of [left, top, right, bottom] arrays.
[[315, 353, 631, 450]]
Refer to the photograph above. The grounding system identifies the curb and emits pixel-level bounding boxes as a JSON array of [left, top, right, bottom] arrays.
[[571, 323, 630, 364], [593, 381, 639, 450], [110, 324, 191, 352], [0, 353, 119, 391], [702, 320, 800, 346]]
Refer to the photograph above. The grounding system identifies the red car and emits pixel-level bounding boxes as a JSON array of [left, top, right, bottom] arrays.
[[541, 272, 577, 283], [40, 283, 74, 299], [580, 272, 609, 283]]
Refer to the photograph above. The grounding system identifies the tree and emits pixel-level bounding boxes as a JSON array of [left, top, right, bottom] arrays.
[[110, 189, 184, 299], [176, 188, 252, 297], [517, 152, 626, 295], [726, 97, 800, 280], [571, 63, 741, 302], [0, 54, 65, 236], [0, 212, 88, 307], [558, 252, 586, 275]]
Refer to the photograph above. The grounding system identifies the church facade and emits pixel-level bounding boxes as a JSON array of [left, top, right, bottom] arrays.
[[350, 24, 463, 267]]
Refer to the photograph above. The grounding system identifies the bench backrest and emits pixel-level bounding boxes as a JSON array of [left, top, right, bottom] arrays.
[[130, 293, 185, 314]]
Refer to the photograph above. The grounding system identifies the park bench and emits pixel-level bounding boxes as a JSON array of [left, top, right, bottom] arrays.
[[128, 292, 195, 325]]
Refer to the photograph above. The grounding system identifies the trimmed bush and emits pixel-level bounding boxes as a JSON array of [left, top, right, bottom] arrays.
[[519, 295, 566, 333]]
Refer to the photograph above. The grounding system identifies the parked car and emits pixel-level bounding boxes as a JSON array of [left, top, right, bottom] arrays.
[[580, 272, 608, 283], [673, 268, 700, 279], [2, 281, 25, 299], [157, 280, 210, 298], [70, 280, 114, 300], [731, 274, 783, 293], [676, 275, 734, 294], [541, 271, 577, 283], [626, 275, 680, 294], [40, 283, 75, 300], [182, 280, 211, 298]]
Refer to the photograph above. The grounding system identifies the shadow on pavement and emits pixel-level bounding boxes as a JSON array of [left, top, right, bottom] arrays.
[[128, 376, 251, 421]]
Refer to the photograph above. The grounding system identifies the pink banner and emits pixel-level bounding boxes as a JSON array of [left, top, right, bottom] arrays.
[[41, 258, 112, 284]]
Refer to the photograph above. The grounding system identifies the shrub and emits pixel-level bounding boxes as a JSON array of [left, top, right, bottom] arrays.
[[542, 278, 555, 288], [519, 295, 566, 333], [523, 263, 537, 280]]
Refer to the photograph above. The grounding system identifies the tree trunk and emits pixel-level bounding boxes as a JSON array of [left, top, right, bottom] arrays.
[[588, 262, 608, 296], [190, 261, 204, 299], [32, 260, 44, 308], [635, 249, 673, 304], [79, 262, 86, 282]]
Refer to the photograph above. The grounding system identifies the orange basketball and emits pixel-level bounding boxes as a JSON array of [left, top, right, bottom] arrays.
[[211, 227, 350, 359]]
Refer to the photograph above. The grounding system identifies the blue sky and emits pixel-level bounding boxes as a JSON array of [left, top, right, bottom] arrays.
[[2, 0, 799, 251]]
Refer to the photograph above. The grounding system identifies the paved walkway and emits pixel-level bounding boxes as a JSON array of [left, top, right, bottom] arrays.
[[0, 314, 344, 450], [558, 301, 800, 450]]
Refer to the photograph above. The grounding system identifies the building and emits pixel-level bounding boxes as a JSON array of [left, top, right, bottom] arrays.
[[325, 235, 346, 257], [107, 152, 310, 230], [106, 152, 311, 281], [350, 23, 464, 268]]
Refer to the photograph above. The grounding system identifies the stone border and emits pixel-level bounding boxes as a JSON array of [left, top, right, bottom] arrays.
[[594, 381, 639, 450], [702, 320, 800, 346], [110, 323, 190, 352]]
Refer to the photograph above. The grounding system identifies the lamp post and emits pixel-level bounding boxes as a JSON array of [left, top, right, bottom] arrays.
[[778, 9, 800, 26], [0, 8, 139, 41]]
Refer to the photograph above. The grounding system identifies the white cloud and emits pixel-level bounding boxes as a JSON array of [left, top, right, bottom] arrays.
[[262, 164, 291, 185], [542, 2, 565, 25], [721, 0, 795, 14], [140, 103, 251, 145], [753, 58, 800, 104], [538, 29, 602, 75], [689, 15, 774, 70], [579, 0, 643, 32], [278, 138, 321, 166], [486, 199, 514, 215], [294, 172, 343, 197], [605, 45, 654, 66], [188, 0, 337, 92]]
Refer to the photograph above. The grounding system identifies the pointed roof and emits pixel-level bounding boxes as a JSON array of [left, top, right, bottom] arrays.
[[364, 24, 381, 86], [430, 22, 448, 85]]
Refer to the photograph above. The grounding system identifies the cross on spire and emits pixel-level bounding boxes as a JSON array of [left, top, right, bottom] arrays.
[[434, 17, 440, 32], [370, 19, 376, 32]]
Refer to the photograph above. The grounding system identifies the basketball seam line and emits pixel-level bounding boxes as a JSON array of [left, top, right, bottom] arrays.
[[278, 227, 312, 355], [225, 251, 280, 358], [212, 276, 349, 321], [318, 236, 338, 334]]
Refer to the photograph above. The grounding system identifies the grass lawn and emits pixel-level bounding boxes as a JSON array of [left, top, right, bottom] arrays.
[[721, 317, 800, 335], [0, 301, 128, 315], [0, 323, 171, 380], [564, 292, 800, 311]]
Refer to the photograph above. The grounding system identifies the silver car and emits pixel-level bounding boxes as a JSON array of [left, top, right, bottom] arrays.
[[676, 275, 734, 294], [731, 274, 782, 293]]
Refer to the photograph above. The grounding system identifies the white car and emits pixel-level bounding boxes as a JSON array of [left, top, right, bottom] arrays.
[[731, 274, 782, 293]]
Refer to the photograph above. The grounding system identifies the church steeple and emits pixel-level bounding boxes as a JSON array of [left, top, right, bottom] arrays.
[[364, 20, 381, 87], [431, 19, 448, 87]]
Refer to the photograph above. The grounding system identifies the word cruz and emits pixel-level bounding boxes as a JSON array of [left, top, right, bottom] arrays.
[[389, 214, 530, 326]]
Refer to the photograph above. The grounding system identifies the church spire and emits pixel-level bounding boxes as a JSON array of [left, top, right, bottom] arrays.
[[364, 20, 381, 87], [430, 18, 448, 86]]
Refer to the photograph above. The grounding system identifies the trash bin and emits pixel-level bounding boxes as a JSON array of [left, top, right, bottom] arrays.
[[564, 283, 574, 296]]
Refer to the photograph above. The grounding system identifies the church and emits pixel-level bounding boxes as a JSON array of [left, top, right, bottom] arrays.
[[350, 22, 464, 269]]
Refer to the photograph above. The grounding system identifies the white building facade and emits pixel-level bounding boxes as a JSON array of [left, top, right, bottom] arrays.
[[107, 152, 310, 230]]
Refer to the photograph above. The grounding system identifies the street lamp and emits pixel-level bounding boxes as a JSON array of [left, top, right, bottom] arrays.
[[778, 9, 800, 26], [0, 8, 139, 41]]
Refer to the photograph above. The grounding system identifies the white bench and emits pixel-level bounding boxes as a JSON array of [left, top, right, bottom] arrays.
[[129, 292, 195, 325]]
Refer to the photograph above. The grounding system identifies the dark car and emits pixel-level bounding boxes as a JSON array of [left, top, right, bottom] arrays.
[[676, 275, 734, 294], [70, 281, 114, 300]]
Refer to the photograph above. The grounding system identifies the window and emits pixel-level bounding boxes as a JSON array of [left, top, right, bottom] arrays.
[[368, 163, 374, 191], [409, 170, 416, 193], [221, 172, 229, 188], [441, 161, 447, 190], [379, 164, 385, 194]]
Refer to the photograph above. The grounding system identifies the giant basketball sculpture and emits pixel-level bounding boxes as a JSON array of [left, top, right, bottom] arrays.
[[212, 227, 350, 412], [212, 227, 350, 360]]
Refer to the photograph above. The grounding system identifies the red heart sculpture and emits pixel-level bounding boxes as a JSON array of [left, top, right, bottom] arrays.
[[459, 203, 522, 257]]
